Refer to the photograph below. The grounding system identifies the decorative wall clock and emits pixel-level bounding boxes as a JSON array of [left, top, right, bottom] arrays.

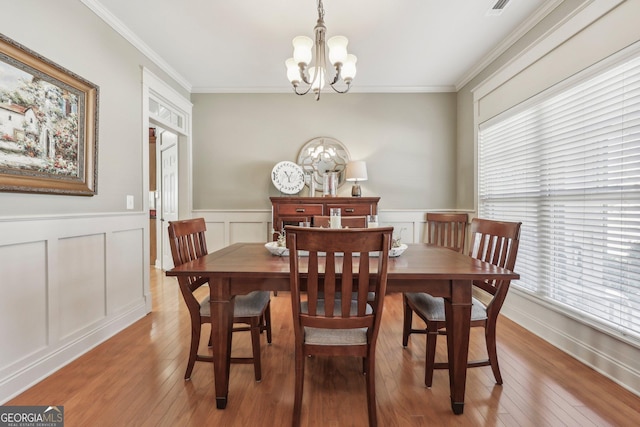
[[271, 161, 305, 194]]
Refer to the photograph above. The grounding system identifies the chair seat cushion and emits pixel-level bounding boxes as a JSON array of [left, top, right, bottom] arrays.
[[301, 300, 372, 346], [304, 326, 367, 345], [405, 292, 487, 322], [200, 290, 270, 317]]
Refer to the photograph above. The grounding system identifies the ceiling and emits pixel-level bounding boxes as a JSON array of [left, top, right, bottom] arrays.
[[85, 0, 556, 93]]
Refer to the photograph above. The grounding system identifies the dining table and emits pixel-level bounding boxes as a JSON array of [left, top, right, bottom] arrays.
[[166, 242, 519, 414]]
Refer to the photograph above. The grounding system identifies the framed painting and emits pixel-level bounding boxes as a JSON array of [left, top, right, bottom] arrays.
[[0, 33, 98, 196]]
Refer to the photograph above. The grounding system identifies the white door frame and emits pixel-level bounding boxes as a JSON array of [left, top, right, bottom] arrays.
[[142, 68, 193, 312]]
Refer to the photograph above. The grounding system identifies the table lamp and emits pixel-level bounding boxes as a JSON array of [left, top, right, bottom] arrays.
[[345, 160, 368, 197]]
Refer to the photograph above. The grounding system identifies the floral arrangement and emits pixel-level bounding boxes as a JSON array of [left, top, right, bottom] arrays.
[[392, 227, 406, 248], [272, 229, 286, 247], [272, 227, 405, 250]]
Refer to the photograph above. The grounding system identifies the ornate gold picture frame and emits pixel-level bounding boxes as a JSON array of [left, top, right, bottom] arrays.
[[0, 33, 98, 196]]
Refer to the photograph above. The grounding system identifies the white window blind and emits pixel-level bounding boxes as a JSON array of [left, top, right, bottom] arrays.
[[478, 52, 640, 342]]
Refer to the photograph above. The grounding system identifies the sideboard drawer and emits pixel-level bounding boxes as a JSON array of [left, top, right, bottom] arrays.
[[270, 197, 379, 241], [277, 204, 324, 216], [326, 203, 373, 216]]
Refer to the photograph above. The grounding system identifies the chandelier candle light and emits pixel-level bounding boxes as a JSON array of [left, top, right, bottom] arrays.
[[345, 160, 367, 197], [285, 0, 357, 100]]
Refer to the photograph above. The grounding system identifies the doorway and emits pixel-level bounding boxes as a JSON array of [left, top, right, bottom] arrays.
[[149, 126, 179, 271], [142, 68, 193, 313], [157, 129, 179, 270]]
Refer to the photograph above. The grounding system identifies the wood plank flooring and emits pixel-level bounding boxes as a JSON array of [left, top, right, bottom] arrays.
[[8, 268, 640, 426]]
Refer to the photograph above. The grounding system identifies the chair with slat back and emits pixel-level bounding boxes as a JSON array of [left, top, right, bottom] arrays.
[[286, 226, 393, 427], [314, 216, 374, 301], [402, 218, 521, 387], [425, 212, 468, 253], [168, 218, 272, 381], [312, 215, 367, 228], [402, 213, 468, 344]]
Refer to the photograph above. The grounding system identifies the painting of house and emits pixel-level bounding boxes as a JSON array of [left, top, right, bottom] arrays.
[[0, 103, 38, 139], [0, 60, 80, 176]]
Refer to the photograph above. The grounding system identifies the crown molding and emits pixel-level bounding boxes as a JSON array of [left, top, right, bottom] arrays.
[[455, 0, 564, 91], [190, 85, 456, 94], [81, 0, 192, 93], [471, 0, 624, 100]]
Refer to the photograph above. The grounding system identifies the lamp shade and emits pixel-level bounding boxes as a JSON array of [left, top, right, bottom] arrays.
[[345, 161, 368, 182], [341, 54, 357, 82], [292, 36, 313, 65], [285, 58, 300, 84], [327, 36, 348, 65]]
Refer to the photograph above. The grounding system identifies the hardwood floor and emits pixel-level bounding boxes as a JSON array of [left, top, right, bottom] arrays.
[[9, 268, 640, 426]]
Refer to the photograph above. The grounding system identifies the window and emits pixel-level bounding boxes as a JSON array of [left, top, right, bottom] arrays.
[[478, 51, 640, 342], [149, 96, 185, 133]]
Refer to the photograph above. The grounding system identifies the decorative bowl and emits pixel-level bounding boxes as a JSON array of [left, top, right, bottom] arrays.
[[265, 241, 289, 257], [265, 242, 407, 258], [389, 244, 408, 258]]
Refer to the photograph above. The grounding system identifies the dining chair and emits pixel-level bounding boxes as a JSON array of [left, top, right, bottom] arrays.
[[402, 218, 521, 387], [312, 215, 368, 228], [425, 212, 468, 253], [168, 218, 272, 381], [401, 213, 468, 344], [286, 225, 393, 427]]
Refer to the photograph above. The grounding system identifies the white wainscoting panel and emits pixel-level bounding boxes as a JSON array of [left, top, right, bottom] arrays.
[[0, 212, 149, 404], [109, 228, 145, 316], [0, 241, 48, 376], [195, 210, 273, 249], [204, 222, 226, 253], [58, 233, 107, 340], [229, 222, 268, 245]]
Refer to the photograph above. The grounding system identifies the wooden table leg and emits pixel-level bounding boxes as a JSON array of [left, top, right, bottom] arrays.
[[444, 279, 472, 415], [210, 276, 235, 409]]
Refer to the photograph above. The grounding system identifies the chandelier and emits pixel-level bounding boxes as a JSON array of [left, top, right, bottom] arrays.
[[285, 0, 357, 100]]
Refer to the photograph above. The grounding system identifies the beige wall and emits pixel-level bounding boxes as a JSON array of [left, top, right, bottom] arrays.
[[0, 0, 187, 402], [191, 93, 457, 210], [0, 0, 187, 216]]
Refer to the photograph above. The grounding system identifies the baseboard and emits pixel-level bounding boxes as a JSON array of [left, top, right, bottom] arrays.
[[0, 303, 147, 404], [502, 289, 640, 396]]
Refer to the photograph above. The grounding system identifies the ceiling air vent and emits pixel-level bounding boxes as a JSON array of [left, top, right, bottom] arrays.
[[486, 0, 511, 16]]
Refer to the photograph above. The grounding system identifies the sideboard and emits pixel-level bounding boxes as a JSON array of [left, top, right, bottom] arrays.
[[270, 196, 380, 239]]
